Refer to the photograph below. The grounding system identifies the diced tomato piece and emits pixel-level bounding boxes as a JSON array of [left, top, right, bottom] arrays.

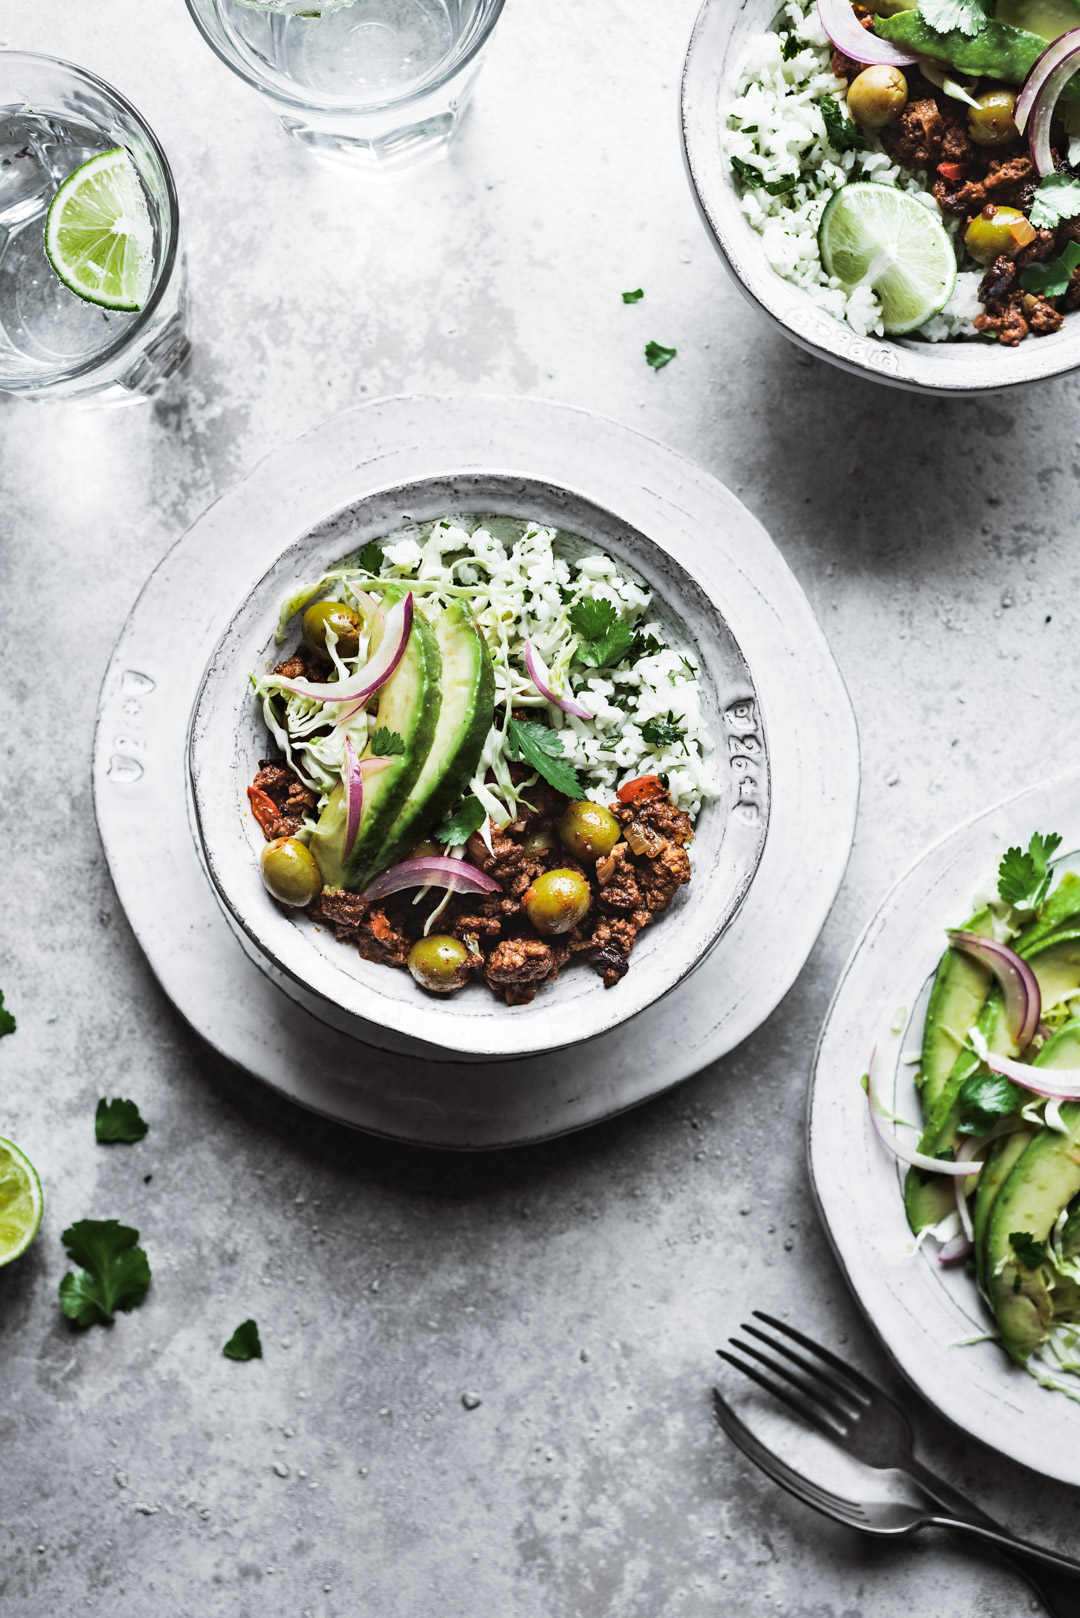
[[616, 774, 664, 806], [247, 785, 281, 839], [937, 162, 968, 183]]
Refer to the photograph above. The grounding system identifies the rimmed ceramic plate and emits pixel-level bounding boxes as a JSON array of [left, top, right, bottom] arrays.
[[810, 769, 1080, 1485], [94, 394, 858, 1148]]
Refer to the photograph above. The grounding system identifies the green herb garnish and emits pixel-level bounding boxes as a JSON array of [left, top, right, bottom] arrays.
[[641, 717, 686, 751], [59, 1219, 151, 1328], [731, 154, 799, 194], [506, 718, 584, 799], [358, 539, 384, 573], [645, 340, 678, 371], [223, 1319, 263, 1361], [95, 1098, 149, 1145], [1010, 1231, 1048, 1269], [1029, 174, 1080, 230], [435, 794, 488, 846], [1020, 239, 1080, 298], [570, 598, 636, 668], [781, 30, 801, 57], [370, 728, 406, 757], [820, 96, 870, 154], [0, 989, 14, 1038], [919, 0, 988, 35], [631, 632, 663, 660], [956, 1072, 1024, 1135], [997, 830, 1062, 909], [622, 288, 644, 303]]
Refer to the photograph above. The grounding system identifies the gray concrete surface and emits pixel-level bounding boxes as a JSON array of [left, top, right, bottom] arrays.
[[2, 1, 1079, 1613]]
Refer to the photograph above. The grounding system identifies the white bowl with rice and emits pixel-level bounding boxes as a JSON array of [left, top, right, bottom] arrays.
[[188, 472, 770, 1061], [681, 0, 1080, 392]]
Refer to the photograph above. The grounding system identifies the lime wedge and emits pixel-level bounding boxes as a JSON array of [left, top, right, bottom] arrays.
[[44, 147, 154, 312], [0, 1137, 43, 1267], [818, 182, 956, 337]]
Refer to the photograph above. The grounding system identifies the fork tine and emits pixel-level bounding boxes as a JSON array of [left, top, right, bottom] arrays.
[[728, 1337, 854, 1431], [716, 1348, 847, 1443], [710, 1388, 868, 1527], [752, 1310, 878, 1402], [739, 1322, 867, 1412]]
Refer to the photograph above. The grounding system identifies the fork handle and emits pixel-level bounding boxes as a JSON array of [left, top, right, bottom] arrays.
[[906, 1458, 1080, 1618], [930, 1516, 1080, 1581]]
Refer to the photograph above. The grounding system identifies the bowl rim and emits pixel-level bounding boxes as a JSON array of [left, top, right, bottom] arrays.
[[187, 469, 771, 1061], [680, 0, 1080, 396]]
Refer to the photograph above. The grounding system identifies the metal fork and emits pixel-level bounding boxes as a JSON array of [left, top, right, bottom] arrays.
[[716, 1312, 1080, 1615], [712, 1388, 1080, 1578]]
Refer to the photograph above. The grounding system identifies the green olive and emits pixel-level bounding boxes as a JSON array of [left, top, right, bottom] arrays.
[[845, 65, 908, 130], [260, 837, 323, 907], [964, 204, 1033, 265], [967, 88, 1018, 147], [523, 869, 592, 935], [524, 827, 557, 857], [558, 800, 621, 862], [301, 599, 363, 661], [407, 935, 470, 994]]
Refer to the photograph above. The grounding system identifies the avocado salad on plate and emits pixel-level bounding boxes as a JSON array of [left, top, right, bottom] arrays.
[[726, 0, 1080, 343], [867, 830, 1080, 1398], [245, 516, 720, 1005]]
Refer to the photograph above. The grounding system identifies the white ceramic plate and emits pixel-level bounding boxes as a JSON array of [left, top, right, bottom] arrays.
[[94, 394, 859, 1147], [810, 770, 1080, 1485]]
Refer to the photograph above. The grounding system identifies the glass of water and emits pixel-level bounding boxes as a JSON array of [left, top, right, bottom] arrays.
[[184, 0, 506, 173], [0, 53, 188, 406]]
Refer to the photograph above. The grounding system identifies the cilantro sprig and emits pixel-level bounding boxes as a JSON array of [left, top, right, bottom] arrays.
[[997, 830, 1062, 910], [506, 718, 583, 799], [956, 1072, 1024, 1135], [358, 539, 384, 573], [569, 599, 636, 668], [1010, 1231, 1048, 1270], [919, 0, 989, 35], [0, 989, 14, 1038], [1020, 239, 1080, 299], [1029, 174, 1080, 230], [59, 1219, 151, 1328], [223, 1319, 263, 1361], [435, 794, 488, 846], [95, 1098, 149, 1145], [820, 97, 870, 154], [370, 728, 406, 757]]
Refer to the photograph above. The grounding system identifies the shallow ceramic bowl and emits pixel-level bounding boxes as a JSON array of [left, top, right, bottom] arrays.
[[681, 0, 1080, 395], [188, 472, 770, 1061]]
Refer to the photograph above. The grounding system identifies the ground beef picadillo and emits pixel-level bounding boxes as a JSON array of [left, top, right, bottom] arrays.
[[830, 49, 1080, 346], [250, 744, 693, 1006]]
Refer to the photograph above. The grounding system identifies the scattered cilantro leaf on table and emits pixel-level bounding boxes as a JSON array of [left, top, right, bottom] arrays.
[[997, 830, 1062, 908], [569, 599, 636, 668], [1029, 174, 1080, 230], [358, 539, 384, 573], [1020, 239, 1080, 298], [506, 718, 583, 799], [920, 0, 988, 34], [730, 155, 798, 194], [0, 990, 14, 1038], [59, 1219, 151, 1328], [370, 728, 406, 757], [435, 794, 488, 846], [622, 288, 644, 304], [95, 1098, 148, 1145], [820, 96, 870, 154], [956, 1072, 1024, 1135], [645, 340, 677, 371], [1010, 1231, 1049, 1269], [223, 1319, 263, 1361], [641, 717, 686, 751]]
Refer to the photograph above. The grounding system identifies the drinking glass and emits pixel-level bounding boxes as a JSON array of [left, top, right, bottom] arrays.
[[0, 53, 188, 406], [184, 0, 507, 173]]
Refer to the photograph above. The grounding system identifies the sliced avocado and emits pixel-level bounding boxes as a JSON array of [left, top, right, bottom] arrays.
[[363, 602, 495, 877], [919, 906, 994, 1119], [985, 1102, 1080, 1364], [875, 11, 1080, 99], [973, 1124, 1036, 1290], [307, 597, 442, 894], [996, 0, 1080, 40]]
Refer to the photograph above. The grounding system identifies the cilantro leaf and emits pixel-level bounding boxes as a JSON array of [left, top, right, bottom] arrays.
[[0, 989, 14, 1038], [1029, 174, 1080, 230], [569, 598, 637, 668], [95, 1098, 149, 1145], [506, 718, 583, 799], [622, 288, 644, 304], [59, 1219, 151, 1328], [641, 717, 686, 750], [645, 340, 677, 371], [435, 794, 488, 846], [781, 29, 802, 58], [920, 0, 988, 33], [570, 599, 617, 641], [956, 1072, 1024, 1135], [358, 540, 384, 573], [369, 727, 406, 757], [1010, 1231, 1048, 1269], [1020, 238, 1080, 298], [631, 632, 663, 660], [997, 830, 1062, 908], [820, 96, 870, 154], [730, 154, 798, 195], [223, 1319, 262, 1361]]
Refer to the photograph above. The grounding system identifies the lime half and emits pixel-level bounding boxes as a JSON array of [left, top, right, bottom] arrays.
[[818, 182, 956, 337], [45, 147, 154, 312], [0, 1138, 43, 1267]]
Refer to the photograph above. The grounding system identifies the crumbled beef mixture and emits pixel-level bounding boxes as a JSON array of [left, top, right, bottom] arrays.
[[248, 756, 317, 840]]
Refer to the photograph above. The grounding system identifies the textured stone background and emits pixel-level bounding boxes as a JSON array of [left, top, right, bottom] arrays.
[[2, 1, 1079, 1614]]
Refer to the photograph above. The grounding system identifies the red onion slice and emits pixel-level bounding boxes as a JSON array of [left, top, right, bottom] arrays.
[[524, 637, 593, 720], [938, 1231, 974, 1264], [276, 592, 414, 706], [946, 930, 1041, 1052], [866, 1049, 985, 1175], [970, 1028, 1080, 1099], [342, 742, 395, 861], [1014, 28, 1080, 175], [816, 0, 916, 67], [363, 855, 501, 902]]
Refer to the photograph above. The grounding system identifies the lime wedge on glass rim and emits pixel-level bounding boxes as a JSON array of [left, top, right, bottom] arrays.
[[44, 146, 154, 312], [818, 182, 956, 337], [0, 1137, 43, 1267]]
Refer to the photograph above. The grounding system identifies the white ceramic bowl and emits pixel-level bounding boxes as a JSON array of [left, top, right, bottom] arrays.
[[681, 0, 1080, 395], [188, 471, 770, 1061]]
